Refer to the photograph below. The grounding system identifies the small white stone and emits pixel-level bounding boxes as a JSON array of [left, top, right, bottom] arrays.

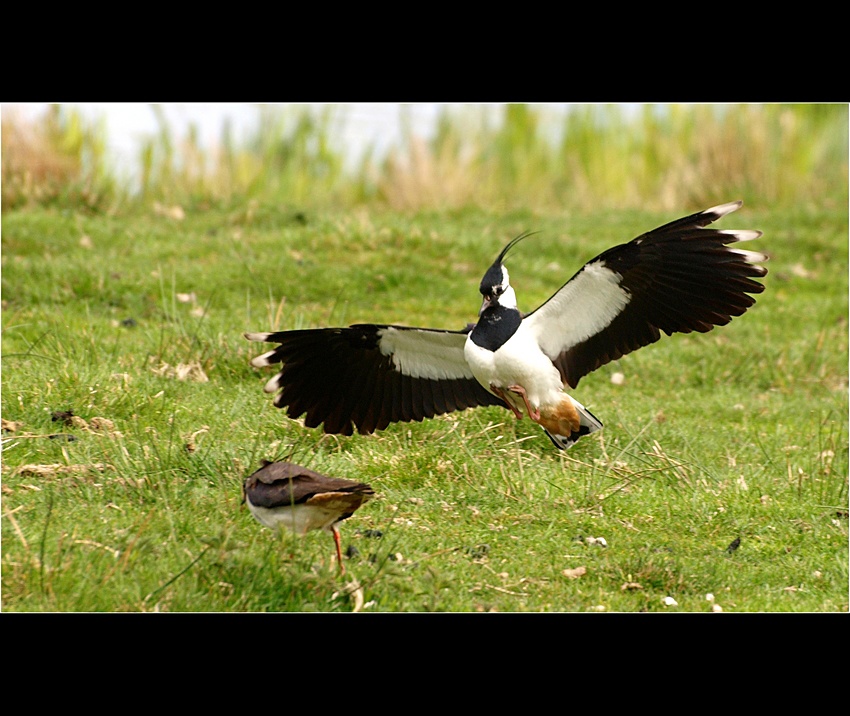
[[662, 596, 678, 607], [705, 593, 715, 602], [711, 604, 723, 613], [610, 372, 625, 385]]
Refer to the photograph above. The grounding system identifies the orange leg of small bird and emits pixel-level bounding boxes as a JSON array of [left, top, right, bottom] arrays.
[[490, 384, 524, 420], [506, 384, 541, 421], [332, 525, 346, 575]]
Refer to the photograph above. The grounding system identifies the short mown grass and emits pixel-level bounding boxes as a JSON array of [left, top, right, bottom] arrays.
[[2, 200, 847, 611]]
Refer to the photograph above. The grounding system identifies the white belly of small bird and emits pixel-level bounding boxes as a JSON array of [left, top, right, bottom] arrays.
[[246, 502, 340, 535]]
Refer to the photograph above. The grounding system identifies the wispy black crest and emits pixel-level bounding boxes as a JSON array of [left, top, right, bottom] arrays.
[[480, 231, 540, 294], [495, 230, 540, 265]]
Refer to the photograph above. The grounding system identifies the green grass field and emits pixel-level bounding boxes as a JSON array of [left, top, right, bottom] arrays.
[[2, 197, 847, 612]]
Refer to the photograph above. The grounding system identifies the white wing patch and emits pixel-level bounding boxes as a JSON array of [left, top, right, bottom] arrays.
[[378, 327, 474, 380], [526, 261, 631, 360]]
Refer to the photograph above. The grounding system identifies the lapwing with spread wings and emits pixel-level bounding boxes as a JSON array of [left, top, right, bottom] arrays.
[[246, 201, 767, 449]]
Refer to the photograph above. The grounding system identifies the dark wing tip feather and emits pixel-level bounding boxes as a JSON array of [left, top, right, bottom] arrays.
[[553, 201, 767, 388]]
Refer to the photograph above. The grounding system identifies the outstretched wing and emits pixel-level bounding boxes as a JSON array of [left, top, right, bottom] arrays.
[[524, 201, 768, 389], [245, 324, 507, 436]]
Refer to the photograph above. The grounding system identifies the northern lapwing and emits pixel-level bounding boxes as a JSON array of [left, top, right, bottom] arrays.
[[246, 201, 766, 449], [243, 461, 374, 574]]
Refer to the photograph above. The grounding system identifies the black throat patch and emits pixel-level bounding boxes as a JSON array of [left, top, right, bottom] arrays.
[[469, 305, 522, 352]]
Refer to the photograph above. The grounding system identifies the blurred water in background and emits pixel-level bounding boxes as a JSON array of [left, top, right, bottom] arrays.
[[2, 102, 588, 179]]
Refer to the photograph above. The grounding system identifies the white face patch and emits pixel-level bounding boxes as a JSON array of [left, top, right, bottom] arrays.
[[528, 260, 631, 359], [498, 284, 518, 310], [377, 328, 475, 380]]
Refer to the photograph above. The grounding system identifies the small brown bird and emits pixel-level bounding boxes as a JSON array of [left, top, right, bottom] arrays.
[[243, 460, 374, 574]]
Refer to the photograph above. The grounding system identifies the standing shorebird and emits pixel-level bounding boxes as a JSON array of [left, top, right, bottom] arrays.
[[246, 201, 766, 449], [243, 461, 374, 574]]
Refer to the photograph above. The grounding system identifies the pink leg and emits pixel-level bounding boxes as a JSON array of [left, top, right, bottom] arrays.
[[491, 384, 523, 420], [507, 385, 541, 421], [332, 525, 346, 575]]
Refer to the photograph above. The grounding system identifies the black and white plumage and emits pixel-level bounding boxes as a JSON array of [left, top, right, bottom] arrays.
[[243, 461, 374, 573], [246, 201, 767, 449]]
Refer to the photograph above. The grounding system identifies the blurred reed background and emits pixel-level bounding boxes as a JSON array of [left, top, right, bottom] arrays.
[[2, 103, 846, 214]]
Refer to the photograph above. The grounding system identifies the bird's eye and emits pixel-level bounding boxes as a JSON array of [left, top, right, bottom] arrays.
[[495, 286, 504, 295]]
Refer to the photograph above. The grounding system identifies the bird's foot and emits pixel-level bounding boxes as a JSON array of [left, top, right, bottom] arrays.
[[506, 384, 541, 421], [490, 384, 524, 420]]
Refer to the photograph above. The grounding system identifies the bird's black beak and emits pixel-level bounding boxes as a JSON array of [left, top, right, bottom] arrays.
[[479, 294, 493, 316]]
